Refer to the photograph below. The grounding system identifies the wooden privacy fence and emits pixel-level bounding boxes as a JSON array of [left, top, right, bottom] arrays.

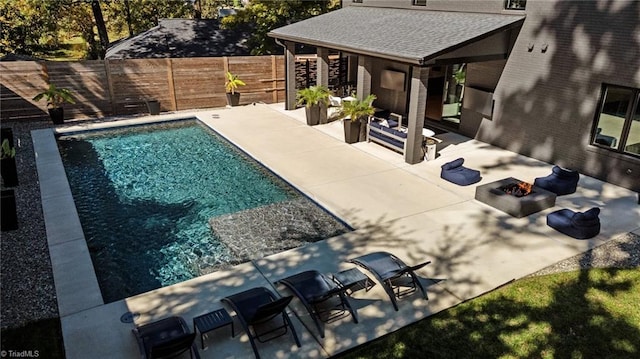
[[0, 56, 286, 121]]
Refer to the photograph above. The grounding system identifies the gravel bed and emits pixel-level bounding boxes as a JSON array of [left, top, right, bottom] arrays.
[[1, 118, 58, 329], [529, 231, 640, 277], [1, 117, 638, 330]]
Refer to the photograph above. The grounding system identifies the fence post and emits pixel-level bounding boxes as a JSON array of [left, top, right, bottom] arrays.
[[271, 55, 278, 103], [103, 59, 117, 115], [166, 58, 178, 111]]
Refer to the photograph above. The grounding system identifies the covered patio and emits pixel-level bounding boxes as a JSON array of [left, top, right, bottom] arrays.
[[268, 6, 525, 164]]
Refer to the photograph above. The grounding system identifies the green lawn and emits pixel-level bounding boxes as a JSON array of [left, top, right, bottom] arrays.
[[336, 268, 640, 359]]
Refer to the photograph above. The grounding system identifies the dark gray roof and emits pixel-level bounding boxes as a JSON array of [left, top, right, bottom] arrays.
[[106, 19, 250, 59], [269, 7, 525, 65]]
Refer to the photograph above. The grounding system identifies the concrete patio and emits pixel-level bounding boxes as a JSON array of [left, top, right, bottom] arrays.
[[36, 104, 640, 358]]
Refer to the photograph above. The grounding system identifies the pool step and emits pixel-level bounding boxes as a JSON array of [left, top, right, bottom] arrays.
[[209, 198, 350, 262]]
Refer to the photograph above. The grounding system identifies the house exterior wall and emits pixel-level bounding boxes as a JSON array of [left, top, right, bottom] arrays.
[[342, 0, 640, 191], [478, 0, 640, 191]]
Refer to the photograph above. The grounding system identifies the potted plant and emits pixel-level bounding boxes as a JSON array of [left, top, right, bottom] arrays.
[[1, 138, 18, 187], [32, 84, 75, 124], [337, 94, 377, 144], [146, 99, 160, 115], [296, 85, 331, 126], [224, 71, 246, 107]]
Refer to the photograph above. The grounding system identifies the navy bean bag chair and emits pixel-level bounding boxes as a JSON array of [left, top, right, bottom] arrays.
[[533, 166, 579, 195], [547, 207, 601, 239], [440, 158, 481, 186]]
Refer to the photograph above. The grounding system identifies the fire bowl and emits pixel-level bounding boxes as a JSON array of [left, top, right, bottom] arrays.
[[475, 177, 557, 218]]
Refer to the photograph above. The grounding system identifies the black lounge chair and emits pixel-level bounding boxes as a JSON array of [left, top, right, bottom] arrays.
[[349, 251, 430, 311], [221, 287, 301, 359], [276, 270, 359, 338], [132, 315, 200, 359]]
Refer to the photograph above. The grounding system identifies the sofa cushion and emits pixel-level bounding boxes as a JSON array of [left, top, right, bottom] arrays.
[[552, 166, 579, 179]]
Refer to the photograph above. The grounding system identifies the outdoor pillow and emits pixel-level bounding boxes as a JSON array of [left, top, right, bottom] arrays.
[[442, 158, 465, 171]]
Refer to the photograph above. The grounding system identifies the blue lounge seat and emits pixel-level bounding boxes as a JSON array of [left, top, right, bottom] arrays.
[[533, 166, 579, 195], [547, 207, 601, 239], [440, 158, 481, 186]]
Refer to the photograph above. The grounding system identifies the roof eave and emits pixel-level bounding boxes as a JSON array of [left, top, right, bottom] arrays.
[[268, 32, 425, 65]]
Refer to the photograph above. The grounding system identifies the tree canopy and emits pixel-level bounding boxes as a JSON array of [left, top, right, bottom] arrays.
[[221, 0, 339, 55], [0, 0, 339, 59]]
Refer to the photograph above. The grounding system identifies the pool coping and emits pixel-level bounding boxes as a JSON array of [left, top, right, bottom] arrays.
[[36, 113, 215, 317]]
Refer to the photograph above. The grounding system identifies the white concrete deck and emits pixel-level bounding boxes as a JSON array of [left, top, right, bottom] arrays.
[[35, 104, 640, 358]]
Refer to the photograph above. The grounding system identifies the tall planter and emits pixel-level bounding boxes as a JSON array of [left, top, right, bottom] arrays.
[[1, 157, 18, 187], [226, 93, 240, 107], [305, 104, 321, 126], [48, 107, 64, 124], [1, 189, 18, 231], [343, 119, 361, 144]]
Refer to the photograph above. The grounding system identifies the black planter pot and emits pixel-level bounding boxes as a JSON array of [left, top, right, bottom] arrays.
[[48, 107, 64, 124], [146, 100, 160, 115], [343, 119, 361, 144], [358, 117, 368, 142], [1, 157, 18, 187], [305, 105, 321, 126], [1, 189, 18, 231], [226, 93, 240, 107]]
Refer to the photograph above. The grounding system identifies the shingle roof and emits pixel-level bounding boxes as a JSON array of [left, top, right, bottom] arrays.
[[269, 7, 525, 65], [106, 19, 250, 59]]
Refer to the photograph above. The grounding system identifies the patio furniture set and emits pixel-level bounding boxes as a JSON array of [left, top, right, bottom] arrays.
[[132, 251, 431, 359], [440, 159, 601, 239], [365, 112, 437, 159]]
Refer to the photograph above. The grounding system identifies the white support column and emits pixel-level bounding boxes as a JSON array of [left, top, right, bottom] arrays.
[[284, 41, 297, 110], [405, 66, 429, 164], [356, 56, 372, 100], [317, 47, 330, 124]]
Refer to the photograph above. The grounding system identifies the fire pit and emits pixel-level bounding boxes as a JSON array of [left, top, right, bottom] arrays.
[[475, 177, 557, 218]]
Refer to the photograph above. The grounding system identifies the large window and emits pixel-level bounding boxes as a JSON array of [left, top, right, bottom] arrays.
[[592, 84, 640, 157]]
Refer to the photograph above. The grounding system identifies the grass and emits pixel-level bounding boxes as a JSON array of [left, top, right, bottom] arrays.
[[0, 318, 65, 358], [336, 268, 640, 359]]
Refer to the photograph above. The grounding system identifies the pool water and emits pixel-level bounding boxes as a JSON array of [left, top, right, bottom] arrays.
[[57, 120, 349, 302]]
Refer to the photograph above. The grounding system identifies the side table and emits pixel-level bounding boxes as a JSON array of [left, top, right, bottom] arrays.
[[193, 308, 234, 350], [332, 268, 375, 296]]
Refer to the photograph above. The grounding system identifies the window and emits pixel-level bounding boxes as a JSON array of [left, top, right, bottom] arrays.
[[413, 0, 427, 6], [352, 0, 363, 3], [505, 0, 526, 10], [591, 84, 640, 157]]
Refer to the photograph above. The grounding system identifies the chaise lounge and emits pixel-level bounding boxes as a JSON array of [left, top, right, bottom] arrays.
[[276, 270, 359, 338], [349, 251, 431, 311], [221, 287, 300, 359], [132, 315, 200, 359]]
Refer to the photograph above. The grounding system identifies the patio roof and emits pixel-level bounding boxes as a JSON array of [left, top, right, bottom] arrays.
[[268, 7, 525, 65]]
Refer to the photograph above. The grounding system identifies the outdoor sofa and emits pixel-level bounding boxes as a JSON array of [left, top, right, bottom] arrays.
[[366, 113, 407, 154]]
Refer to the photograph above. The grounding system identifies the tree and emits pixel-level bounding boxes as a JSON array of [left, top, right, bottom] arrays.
[[91, 0, 109, 58], [0, 0, 60, 56], [221, 0, 339, 55]]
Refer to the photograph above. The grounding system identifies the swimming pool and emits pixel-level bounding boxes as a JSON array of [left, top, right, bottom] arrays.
[[57, 119, 350, 303]]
